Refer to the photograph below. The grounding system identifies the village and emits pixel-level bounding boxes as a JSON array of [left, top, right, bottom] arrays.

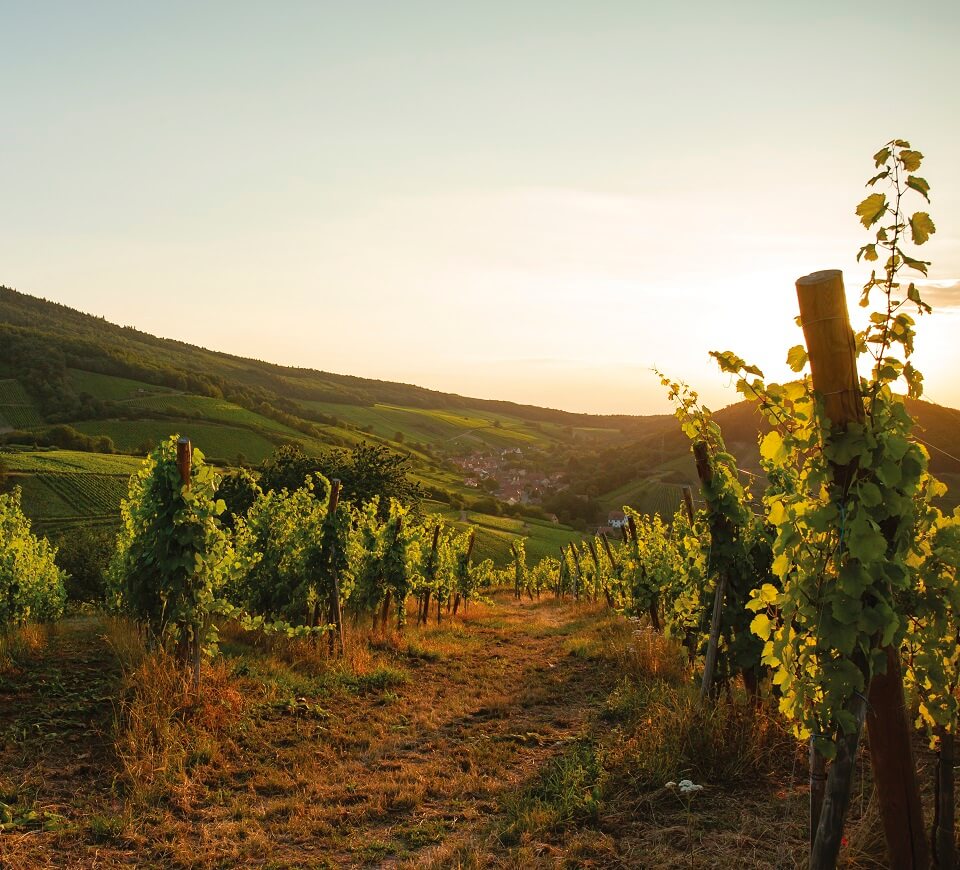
[[448, 446, 629, 536]]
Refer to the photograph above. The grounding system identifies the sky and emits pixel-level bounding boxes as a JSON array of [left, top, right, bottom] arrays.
[[2, 1, 959, 415]]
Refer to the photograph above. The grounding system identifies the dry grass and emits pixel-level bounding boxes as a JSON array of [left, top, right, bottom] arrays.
[[112, 637, 248, 806], [0, 621, 50, 672], [0, 595, 899, 868]]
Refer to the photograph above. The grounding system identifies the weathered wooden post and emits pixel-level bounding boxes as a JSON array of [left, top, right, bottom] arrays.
[[682, 486, 695, 524], [694, 440, 727, 702], [934, 725, 955, 870], [460, 532, 475, 615], [570, 544, 584, 602], [176, 437, 202, 690], [421, 524, 441, 625], [798, 269, 928, 870], [327, 479, 346, 656]]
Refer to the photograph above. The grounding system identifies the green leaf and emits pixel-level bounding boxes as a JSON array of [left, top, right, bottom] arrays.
[[856, 192, 887, 228], [900, 253, 930, 276], [750, 613, 773, 641], [906, 176, 930, 202], [857, 244, 878, 262], [760, 431, 788, 464], [872, 147, 890, 168], [846, 514, 887, 562], [909, 212, 936, 245], [785, 345, 807, 372], [899, 150, 923, 172]]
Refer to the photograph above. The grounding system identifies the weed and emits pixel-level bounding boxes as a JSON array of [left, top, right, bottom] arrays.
[[500, 740, 603, 845], [87, 813, 125, 843]]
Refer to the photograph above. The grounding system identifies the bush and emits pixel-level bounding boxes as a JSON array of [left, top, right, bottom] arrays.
[[0, 488, 66, 624]]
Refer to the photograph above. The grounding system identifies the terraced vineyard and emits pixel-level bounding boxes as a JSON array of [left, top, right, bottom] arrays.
[[0, 378, 43, 429], [71, 420, 280, 463], [39, 473, 128, 515], [123, 394, 302, 436], [67, 369, 172, 401]]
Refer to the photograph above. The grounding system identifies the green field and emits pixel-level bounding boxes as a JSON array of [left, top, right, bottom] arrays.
[[39, 473, 129, 514], [435, 507, 582, 565], [72, 420, 280, 463], [600, 477, 687, 519], [2, 450, 143, 475], [67, 369, 172, 401], [124, 394, 302, 436], [303, 401, 560, 451], [0, 378, 44, 429]]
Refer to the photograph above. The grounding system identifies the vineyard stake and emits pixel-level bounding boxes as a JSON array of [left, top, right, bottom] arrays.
[[798, 269, 928, 869], [694, 440, 726, 703], [933, 725, 954, 870], [328, 480, 346, 656], [176, 437, 202, 692], [682, 486, 695, 524]]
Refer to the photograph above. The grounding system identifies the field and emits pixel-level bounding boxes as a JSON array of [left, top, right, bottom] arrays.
[[452, 511, 582, 564], [0, 595, 834, 870], [2, 449, 141, 532], [600, 476, 689, 518], [67, 369, 172, 402], [2, 450, 142, 475], [301, 401, 622, 452], [0, 379, 43, 429], [72, 420, 280, 463], [122, 394, 303, 437]]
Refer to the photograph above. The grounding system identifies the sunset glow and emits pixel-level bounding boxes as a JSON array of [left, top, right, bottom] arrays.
[[2, 1, 958, 414]]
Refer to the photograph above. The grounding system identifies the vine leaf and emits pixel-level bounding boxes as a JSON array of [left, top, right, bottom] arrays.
[[899, 150, 923, 172], [856, 192, 887, 228], [909, 212, 936, 245], [786, 345, 808, 372], [906, 176, 930, 202]]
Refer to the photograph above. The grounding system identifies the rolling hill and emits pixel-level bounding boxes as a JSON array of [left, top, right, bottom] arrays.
[[1, 284, 958, 551]]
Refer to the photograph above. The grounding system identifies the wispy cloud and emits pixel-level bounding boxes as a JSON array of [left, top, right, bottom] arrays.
[[917, 279, 960, 310]]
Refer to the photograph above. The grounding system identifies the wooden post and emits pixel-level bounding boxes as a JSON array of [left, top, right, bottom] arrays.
[[811, 693, 869, 869], [176, 437, 192, 489], [627, 515, 638, 545], [798, 269, 928, 869], [557, 545, 567, 599], [421, 524, 441, 626], [810, 739, 827, 853], [175, 438, 203, 690], [570, 545, 583, 601], [866, 646, 930, 868], [600, 533, 617, 569], [933, 726, 955, 870], [328, 480, 345, 656], [682, 486, 695, 524], [694, 440, 726, 703]]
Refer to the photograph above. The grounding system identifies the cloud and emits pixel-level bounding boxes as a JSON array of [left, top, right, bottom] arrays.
[[917, 279, 960, 309]]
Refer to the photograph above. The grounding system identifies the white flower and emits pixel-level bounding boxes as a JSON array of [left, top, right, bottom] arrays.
[[678, 779, 704, 794], [665, 781, 677, 789]]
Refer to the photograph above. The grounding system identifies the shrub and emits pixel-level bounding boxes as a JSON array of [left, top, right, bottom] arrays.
[[0, 487, 66, 624]]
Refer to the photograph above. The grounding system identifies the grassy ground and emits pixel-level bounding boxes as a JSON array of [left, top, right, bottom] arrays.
[[71, 420, 280, 463], [0, 593, 908, 868]]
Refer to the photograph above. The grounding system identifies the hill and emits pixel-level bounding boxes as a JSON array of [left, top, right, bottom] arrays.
[[1, 285, 958, 541]]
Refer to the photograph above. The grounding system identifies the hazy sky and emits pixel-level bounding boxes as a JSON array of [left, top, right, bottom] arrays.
[[3, 1, 959, 414]]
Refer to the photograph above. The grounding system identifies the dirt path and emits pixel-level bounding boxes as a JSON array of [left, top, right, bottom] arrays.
[[0, 596, 615, 868]]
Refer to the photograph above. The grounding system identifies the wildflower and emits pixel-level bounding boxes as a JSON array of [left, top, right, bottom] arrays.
[[665, 781, 677, 789], [678, 779, 704, 794]]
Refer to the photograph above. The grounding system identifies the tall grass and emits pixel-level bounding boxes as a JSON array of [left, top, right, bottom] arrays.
[[105, 619, 246, 805], [0, 622, 49, 672]]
